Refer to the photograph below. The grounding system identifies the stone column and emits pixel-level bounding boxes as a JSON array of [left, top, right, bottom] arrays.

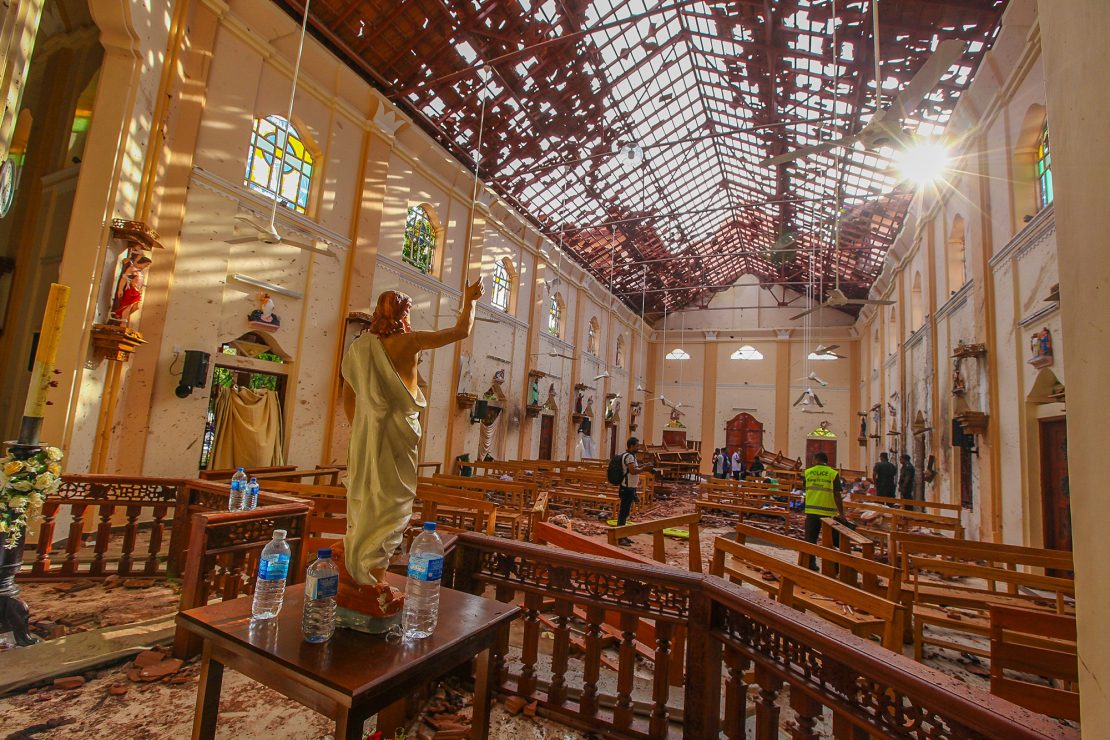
[[699, 335, 718, 475], [1037, 0, 1110, 726]]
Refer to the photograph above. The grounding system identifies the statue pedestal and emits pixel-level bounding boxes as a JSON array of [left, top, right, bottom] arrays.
[[330, 541, 405, 635]]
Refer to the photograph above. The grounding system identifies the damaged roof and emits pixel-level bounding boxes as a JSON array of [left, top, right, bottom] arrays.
[[284, 0, 1007, 314]]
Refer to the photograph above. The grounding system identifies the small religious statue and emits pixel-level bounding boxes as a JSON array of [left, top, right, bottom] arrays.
[[574, 389, 584, 415], [615, 341, 624, 369], [583, 396, 595, 418], [528, 376, 540, 405], [605, 396, 620, 423], [629, 401, 641, 431], [668, 405, 685, 427], [335, 277, 483, 631], [544, 383, 557, 410], [248, 292, 281, 330], [952, 358, 967, 394], [1028, 327, 1054, 368], [857, 413, 867, 445], [491, 368, 506, 396], [109, 249, 153, 325]]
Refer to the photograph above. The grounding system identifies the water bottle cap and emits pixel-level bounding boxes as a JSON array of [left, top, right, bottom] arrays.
[[423, 522, 436, 532], [273, 529, 287, 539], [249, 477, 258, 482], [318, 548, 332, 559], [237, 467, 245, 471]]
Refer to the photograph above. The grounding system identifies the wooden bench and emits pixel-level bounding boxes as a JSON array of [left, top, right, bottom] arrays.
[[989, 605, 1079, 721], [419, 475, 536, 539], [710, 534, 906, 651], [197, 465, 296, 481], [845, 500, 965, 538], [906, 555, 1075, 659], [606, 513, 703, 572], [850, 492, 963, 514], [413, 484, 498, 536], [261, 480, 347, 555]]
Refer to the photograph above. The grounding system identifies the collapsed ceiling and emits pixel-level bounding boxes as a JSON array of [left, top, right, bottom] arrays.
[[284, 0, 1007, 315]]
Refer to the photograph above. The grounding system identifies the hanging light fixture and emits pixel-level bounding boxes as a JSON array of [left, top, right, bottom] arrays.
[[617, 141, 644, 168]]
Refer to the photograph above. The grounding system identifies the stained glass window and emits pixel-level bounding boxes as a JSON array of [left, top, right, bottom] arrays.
[[402, 205, 437, 273], [1035, 125, 1053, 210], [547, 295, 562, 337], [244, 115, 314, 214], [491, 261, 510, 310]]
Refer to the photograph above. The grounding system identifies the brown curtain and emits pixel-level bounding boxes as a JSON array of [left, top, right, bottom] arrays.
[[210, 385, 285, 469]]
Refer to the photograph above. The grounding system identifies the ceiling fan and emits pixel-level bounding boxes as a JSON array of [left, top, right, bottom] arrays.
[[794, 371, 829, 388], [532, 350, 575, 361], [791, 286, 894, 321], [793, 388, 825, 408], [813, 343, 845, 359], [227, 213, 324, 253], [759, 37, 969, 168]]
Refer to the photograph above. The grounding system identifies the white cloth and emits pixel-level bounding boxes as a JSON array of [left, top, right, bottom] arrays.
[[731, 451, 742, 470], [622, 452, 639, 488], [342, 334, 426, 585], [714, 453, 726, 475]]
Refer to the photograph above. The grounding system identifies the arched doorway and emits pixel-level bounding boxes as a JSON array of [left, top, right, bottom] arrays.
[[805, 421, 837, 468]]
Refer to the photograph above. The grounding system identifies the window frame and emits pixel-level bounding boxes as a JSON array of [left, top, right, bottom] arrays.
[[490, 260, 511, 311], [547, 294, 563, 337], [244, 114, 315, 214], [402, 205, 438, 274], [1035, 125, 1053, 211]]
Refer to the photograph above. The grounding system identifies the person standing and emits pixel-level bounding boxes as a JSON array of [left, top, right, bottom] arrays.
[[616, 437, 642, 544], [731, 448, 744, 480], [803, 451, 843, 568], [713, 448, 727, 479], [873, 452, 898, 501], [898, 453, 916, 501]]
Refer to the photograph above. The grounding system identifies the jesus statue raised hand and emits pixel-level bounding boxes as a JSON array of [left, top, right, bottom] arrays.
[[336, 278, 483, 613]]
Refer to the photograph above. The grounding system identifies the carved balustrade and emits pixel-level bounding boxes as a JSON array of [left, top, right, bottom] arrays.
[[449, 533, 1073, 740]]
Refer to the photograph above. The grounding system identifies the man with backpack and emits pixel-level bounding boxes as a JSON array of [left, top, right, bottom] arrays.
[[607, 437, 642, 544]]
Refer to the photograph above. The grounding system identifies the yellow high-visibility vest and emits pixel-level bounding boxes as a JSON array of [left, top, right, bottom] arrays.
[[804, 464, 839, 516]]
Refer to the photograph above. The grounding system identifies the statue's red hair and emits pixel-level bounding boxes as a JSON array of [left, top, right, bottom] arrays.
[[367, 291, 412, 337]]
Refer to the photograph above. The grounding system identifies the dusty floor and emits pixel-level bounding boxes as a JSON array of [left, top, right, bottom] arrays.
[[0, 480, 1066, 737]]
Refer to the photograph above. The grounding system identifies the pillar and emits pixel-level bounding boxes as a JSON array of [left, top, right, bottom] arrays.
[[1037, 0, 1110, 727]]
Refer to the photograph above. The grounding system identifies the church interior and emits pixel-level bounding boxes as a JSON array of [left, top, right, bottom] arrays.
[[0, 0, 1104, 737]]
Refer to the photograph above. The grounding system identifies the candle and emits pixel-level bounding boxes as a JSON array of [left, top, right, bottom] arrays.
[[23, 283, 70, 419]]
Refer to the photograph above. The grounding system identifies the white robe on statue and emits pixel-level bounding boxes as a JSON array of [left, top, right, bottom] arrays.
[[342, 334, 426, 585]]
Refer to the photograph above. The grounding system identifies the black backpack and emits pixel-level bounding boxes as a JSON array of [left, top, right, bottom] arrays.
[[607, 453, 626, 486]]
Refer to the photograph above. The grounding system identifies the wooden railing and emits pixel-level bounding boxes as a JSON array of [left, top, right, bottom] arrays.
[[26, 475, 187, 579], [448, 533, 1072, 739]]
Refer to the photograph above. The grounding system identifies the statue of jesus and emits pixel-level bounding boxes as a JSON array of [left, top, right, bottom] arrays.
[[338, 278, 483, 606]]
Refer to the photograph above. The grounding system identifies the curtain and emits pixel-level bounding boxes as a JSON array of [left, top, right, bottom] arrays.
[[210, 385, 285, 469]]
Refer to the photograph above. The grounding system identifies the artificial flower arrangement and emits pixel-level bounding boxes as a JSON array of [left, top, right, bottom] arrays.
[[0, 446, 62, 547]]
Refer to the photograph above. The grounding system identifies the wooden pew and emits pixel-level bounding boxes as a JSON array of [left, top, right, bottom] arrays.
[[419, 475, 536, 539], [710, 534, 906, 651], [249, 468, 343, 485], [259, 480, 346, 555], [413, 484, 498, 536], [197, 465, 296, 481], [845, 500, 965, 538], [606, 513, 703, 572], [850, 492, 963, 514], [989, 605, 1079, 721]]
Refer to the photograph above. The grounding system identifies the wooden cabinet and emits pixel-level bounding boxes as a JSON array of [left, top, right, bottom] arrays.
[[725, 413, 764, 464]]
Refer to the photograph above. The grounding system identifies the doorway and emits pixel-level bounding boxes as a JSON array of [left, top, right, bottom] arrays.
[[538, 414, 554, 460], [1039, 417, 1071, 554], [804, 438, 837, 468]]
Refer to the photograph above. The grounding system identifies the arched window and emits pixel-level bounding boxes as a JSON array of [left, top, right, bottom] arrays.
[[731, 345, 763, 360], [615, 335, 625, 368], [947, 215, 966, 293], [587, 317, 599, 355], [244, 115, 314, 213], [547, 294, 563, 337], [402, 205, 437, 273], [910, 272, 924, 330], [1035, 125, 1053, 210], [490, 260, 511, 310]]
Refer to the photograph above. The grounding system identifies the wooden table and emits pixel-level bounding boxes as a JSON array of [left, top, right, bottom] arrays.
[[177, 574, 519, 740]]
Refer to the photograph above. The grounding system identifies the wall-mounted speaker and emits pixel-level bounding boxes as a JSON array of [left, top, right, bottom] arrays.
[[175, 350, 210, 398]]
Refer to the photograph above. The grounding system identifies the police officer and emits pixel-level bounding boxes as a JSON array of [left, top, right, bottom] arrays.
[[803, 452, 844, 568]]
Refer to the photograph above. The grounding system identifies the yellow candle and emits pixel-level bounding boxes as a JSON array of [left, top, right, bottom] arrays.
[[23, 283, 70, 418]]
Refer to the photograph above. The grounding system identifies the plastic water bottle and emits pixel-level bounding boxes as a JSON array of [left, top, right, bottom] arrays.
[[243, 477, 260, 511], [402, 522, 444, 640], [228, 467, 247, 511], [302, 548, 339, 643], [252, 529, 290, 620]]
